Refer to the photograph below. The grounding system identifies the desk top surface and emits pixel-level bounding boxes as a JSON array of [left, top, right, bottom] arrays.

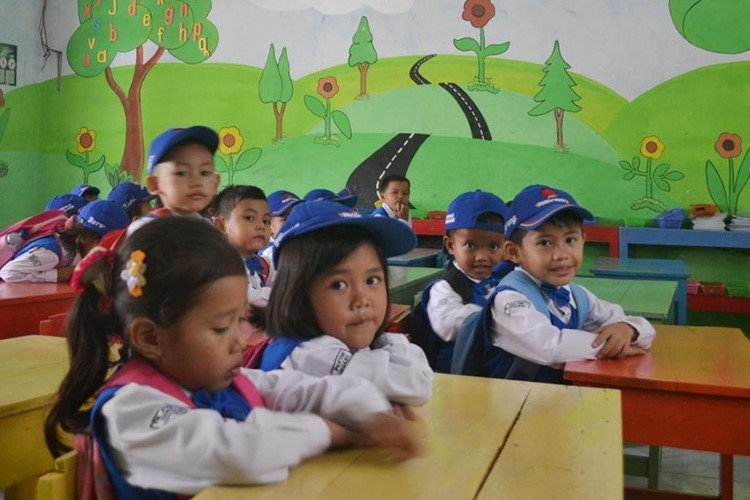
[[0, 282, 78, 305], [577, 276, 677, 321], [591, 257, 689, 277], [565, 325, 750, 398], [0, 335, 68, 418], [387, 247, 440, 264], [196, 374, 622, 499]]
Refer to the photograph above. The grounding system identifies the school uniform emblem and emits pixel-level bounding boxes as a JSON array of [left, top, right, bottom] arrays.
[[150, 404, 188, 429]]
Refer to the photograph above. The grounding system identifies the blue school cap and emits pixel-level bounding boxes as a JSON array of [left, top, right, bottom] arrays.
[[444, 190, 507, 233], [267, 190, 302, 217], [108, 182, 157, 212], [272, 200, 416, 266], [504, 184, 594, 239], [71, 184, 100, 198], [146, 125, 219, 175], [46, 194, 88, 216], [303, 187, 359, 208], [77, 200, 130, 237]]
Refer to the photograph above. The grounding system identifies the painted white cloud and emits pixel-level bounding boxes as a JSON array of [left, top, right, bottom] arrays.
[[248, 0, 416, 15]]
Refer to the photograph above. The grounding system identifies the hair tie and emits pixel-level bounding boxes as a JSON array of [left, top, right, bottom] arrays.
[[121, 250, 147, 297], [71, 246, 115, 296]]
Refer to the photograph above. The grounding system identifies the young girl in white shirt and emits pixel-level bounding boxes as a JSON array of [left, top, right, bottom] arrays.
[[44, 216, 417, 498], [260, 200, 434, 408]]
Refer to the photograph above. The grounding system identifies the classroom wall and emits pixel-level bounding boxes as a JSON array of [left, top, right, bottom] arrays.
[[1, 0, 749, 229]]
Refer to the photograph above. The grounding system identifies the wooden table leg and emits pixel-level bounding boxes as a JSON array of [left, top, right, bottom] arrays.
[[720, 454, 733, 500]]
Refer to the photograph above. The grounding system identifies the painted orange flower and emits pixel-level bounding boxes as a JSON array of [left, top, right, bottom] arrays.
[[219, 126, 244, 155], [317, 77, 339, 99], [640, 136, 664, 160], [715, 132, 742, 159], [0, 88, 4, 107], [76, 127, 96, 154], [462, 0, 495, 29]]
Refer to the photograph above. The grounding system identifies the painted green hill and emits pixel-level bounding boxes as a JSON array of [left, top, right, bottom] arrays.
[[604, 61, 750, 206]]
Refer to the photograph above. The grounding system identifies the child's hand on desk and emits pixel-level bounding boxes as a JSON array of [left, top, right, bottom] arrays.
[[592, 322, 638, 359], [325, 413, 421, 461], [392, 403, 419, 421]]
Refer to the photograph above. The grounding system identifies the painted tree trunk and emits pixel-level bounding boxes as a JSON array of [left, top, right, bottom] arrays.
[[273, 102, 287, 141], [358, 63, 369, 96], [105, 46, 164, 181], [554, 108, 565, 147]]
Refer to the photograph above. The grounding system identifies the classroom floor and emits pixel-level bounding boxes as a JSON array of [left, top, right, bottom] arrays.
[[625, 446, 750, 498]]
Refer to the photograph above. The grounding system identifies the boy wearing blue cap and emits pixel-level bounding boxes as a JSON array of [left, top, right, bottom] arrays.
[[416, 190, 509, 372], [71, 184, 100, 202], [259, 190, 301, 265], [107, 182, 157, 220], [46, 194, 88, 216], [483, 184, 655, 382], [1, 200, 129, 282], [145, 126, 221, 217]]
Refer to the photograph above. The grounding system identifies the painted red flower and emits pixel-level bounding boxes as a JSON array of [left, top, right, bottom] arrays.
[[715, 132, 742, 159], [317, 77, 339, 99], [462, 0, 496, 29]]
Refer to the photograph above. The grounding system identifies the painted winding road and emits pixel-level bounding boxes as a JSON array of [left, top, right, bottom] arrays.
[[347, 55, 492, 209]]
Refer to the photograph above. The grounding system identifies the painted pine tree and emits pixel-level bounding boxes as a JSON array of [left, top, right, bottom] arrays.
[[259, 44, 293, 142], [348, 16, 378, 99]]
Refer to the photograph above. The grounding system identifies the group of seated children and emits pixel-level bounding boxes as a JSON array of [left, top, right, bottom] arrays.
[[12, 124, 653, 496]]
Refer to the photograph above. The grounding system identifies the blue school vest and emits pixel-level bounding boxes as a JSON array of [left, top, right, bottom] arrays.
[[13, 235, 61, 259], [260, 337, 304, 371], [451, 270, 589, 383], [369, 206, 389, 218]]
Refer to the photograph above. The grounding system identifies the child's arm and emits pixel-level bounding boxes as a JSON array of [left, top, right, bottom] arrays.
[[0, 247, 64, 282], [490, 289, 602, 365], [426, 280, 482, 342], [100, 383, 335, 494], [581, 287, 657, 351], [278, 334, 434, 406]]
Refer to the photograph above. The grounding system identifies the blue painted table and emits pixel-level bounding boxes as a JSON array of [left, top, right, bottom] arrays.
[[590, 257, 689, 325]]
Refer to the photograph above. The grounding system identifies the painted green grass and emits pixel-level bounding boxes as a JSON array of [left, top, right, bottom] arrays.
[[604, 61, 750, 208]]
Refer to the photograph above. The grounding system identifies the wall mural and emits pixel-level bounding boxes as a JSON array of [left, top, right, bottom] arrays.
[[0, 0, 749, 228]]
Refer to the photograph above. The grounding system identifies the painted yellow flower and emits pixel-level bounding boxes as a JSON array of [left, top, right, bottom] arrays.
[[76, 127, 96, 154], [219, 126, 244, 155], [640, 136, 664, 160]]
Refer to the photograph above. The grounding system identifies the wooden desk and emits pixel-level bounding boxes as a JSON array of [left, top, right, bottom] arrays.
[[388, 266, 442, 305], [577, 276, 678, 324], [0, 335, 68, 487], [0, 283, 79, 339], [590, 257, 689, 325], [196, 374, 622, 499], [387, 248, 440, 267], [564, 325, 750, 499]]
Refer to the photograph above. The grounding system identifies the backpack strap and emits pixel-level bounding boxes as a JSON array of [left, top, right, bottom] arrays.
[[442, 265, 474, 304]]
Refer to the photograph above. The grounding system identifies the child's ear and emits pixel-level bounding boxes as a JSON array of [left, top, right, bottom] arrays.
[[146, 175, 160, 195], [212, 216, 226, 232], [503, 240, 522, 264], [377, 191, 385, 201], [443, 234, 456, 255], [129, 317, 164, 364]]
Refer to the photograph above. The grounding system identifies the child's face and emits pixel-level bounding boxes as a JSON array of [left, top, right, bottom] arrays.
[[307, 242, 388, 350], [216, 199, 271, 257], [506, 221, 585, 287], [76, 233, 100, 257], [156, 275, 248, 393], [444, 228, 504, 280], [270, 215, 287, 238], [379, 181, 410, 211], [146, 143, 219, 216]]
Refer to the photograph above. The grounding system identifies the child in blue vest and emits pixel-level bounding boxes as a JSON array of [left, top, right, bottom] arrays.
[[476, 184, 655, 382], [212, 185, 273, 306], [371, 174, 412, 226], [260, 200, 434, 408], [44, 216, 418, 498], [417, 190, 511, 372], [0, 200, 128, 283]]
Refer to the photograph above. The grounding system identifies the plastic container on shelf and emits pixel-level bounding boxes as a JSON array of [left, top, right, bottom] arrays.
[[726, 283, 750, 298], [427, 210, 447, 220], [687, 280, 701, 295], [700, 281, 726, 296], [653, 209, 685, 229], [690, 204, 718, 218]]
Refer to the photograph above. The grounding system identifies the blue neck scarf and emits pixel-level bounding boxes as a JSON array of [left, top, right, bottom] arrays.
[[192, 386, 251, 421], [244, 256, 267, 286], [541, 283, 571, 308]]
